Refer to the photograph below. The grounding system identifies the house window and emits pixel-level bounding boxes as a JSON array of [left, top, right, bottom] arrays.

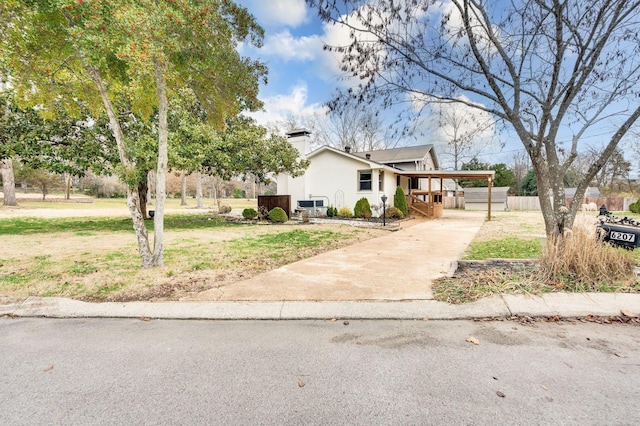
[[379, 171, 384, 191], [359, 170, 372, 191]]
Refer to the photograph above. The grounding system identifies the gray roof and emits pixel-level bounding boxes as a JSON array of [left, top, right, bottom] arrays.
[[562, 187, 601, 198], [464, 187, 510, 203], [353, 145, 435, 164]]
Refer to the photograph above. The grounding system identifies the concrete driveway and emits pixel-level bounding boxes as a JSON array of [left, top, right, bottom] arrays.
[[195, 210, 486, 302]]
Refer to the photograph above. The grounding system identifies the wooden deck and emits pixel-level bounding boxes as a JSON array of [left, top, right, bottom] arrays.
[[408, 191, 443, 218]]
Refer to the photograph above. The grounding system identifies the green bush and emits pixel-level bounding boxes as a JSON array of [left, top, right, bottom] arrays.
[[268, 207, 288, 223], [385, 206, 405, 219], [354, 197, 372, 218], [233, 188, 246, 199], [337, 207, 353, 218], [242, 208, 258, 219], [218, 205, 232, 214], [327, 206, 337, 217], [630, 200, 640, 214], [394, 186, 408, 216]]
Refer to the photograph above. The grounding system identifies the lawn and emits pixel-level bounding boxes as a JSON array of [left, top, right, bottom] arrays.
[[0, 207, 385, 302], [433, 210, 640, 304]]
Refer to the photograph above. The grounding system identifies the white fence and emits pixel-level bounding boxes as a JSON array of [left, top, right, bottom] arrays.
[[443, 196, 638, 211]]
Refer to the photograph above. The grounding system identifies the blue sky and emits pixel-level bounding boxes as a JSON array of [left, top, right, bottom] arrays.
[[236, 0, 337, 123], [235, 0, 639, 175], [235, 0, 527, 168]]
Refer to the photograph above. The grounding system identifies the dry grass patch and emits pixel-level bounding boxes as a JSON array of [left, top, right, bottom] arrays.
[[434, 213, 640, 304], [539, 218, 638, 292], [0, 223, 385, 302]]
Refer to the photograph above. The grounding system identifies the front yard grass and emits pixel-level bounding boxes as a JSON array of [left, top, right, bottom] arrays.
[[433, 211, 640, 304], [0, 214, 382, 301]]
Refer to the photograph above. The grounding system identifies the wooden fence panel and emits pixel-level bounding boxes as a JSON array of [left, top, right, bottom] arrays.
[[507, 196, 541, 211], [258, 195, 291, 218], [447, 195, 636, 212], [443, 196, 464, 209]]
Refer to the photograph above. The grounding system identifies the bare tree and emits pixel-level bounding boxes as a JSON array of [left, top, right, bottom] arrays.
[[428, 100, 497, 170], [510, 151, 531, 194], [310, 0, 640, 237], [271, 101, 400, 152]]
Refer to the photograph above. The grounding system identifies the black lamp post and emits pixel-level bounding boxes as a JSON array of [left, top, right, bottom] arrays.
[[381, 194, 388, 226]]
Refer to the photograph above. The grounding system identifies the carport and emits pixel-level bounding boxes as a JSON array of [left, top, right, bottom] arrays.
[[397, 170, 496, 220]]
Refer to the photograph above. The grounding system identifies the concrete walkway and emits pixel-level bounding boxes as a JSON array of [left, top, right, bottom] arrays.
[[194, 210, 486, 301]]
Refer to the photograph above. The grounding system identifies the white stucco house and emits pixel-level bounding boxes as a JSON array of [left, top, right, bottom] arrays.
[[276, 129, 441, 216]]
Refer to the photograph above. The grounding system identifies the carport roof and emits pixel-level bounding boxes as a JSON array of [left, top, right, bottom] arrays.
[[395, 170, 495, 180]]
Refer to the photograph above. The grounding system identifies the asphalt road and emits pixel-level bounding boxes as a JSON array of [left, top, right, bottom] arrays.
[[1, 318, 639, 425]]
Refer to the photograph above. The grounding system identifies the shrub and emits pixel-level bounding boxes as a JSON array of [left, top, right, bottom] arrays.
[[218, 205, 232, 214], [384, 206, 405, 219], [539, 218, 636, 291], [354, 197, 372, 218], [394, 186, 408, 216], [630, 200, 640, 214], [242, 208, 258, 220], [337, 207, 353, 218], [326, 205, 336, 217], [232, 188, 246, 199], [258, 205, 270, 219], [268, 207, 288, 223]]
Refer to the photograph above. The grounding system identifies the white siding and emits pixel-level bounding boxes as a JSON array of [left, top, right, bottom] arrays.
[[304, 150, 389, 212]]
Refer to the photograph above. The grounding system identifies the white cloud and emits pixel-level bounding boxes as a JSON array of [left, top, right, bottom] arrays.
[[242, 0, 308, 28], [260, 30, 323, 62], [249, 83, 328, 125]]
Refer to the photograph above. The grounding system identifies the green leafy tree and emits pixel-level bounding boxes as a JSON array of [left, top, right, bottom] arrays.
[[15, 164, 62, 200], [458, 158, 490, 188], [460, 160, 516, 192], [1, 92, 116, 204], [519, 170, 538, 196], [2, 0, 267, 267], [310, 0, 640, 238]]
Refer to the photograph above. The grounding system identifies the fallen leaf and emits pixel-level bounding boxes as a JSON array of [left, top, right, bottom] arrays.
[[329, 318, 337, 322], [496, 391, 506, 398], [343, 321, 350, 326], [466, 336, 480, 345], [621, 309, 637, 318], [43, 365, 54, 372], [615, 353, 628, 358], [541, 384, 548, 391], [298, 380, 305, 387], [423, 317, 429, 322], [140, 317, 151, 322]]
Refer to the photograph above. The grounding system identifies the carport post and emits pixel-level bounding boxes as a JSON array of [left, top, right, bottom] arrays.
[[487, 176, 493, 221]]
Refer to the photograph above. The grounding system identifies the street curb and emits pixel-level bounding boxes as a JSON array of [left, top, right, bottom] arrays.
[[2, 293, 639, 320]]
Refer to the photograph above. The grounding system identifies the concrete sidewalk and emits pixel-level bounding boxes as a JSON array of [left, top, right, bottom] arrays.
[[2, 293, 640, 320]]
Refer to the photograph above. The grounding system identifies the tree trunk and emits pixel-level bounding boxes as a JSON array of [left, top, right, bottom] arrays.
[[138, 178, 149, 220], [1, 159, 17, 206], [196, 171, 203, 208], [65, 173, 71, 200], [152, 60, 169, 267], [84, 62, 154, 267], [180, 171, 188, 206]]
